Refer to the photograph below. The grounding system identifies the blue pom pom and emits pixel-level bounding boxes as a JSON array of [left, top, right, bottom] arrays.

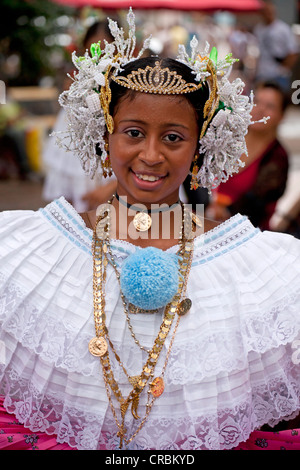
[[120, 247, 179, 310]]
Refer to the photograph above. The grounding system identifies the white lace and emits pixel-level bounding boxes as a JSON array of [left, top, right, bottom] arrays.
[[0, 197, 299, 450]]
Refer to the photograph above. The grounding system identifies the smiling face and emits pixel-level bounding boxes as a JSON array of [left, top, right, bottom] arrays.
[[108, 91, 199, 207]]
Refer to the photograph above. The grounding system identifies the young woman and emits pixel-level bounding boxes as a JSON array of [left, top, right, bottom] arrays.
[[0, 10, 299, 451]]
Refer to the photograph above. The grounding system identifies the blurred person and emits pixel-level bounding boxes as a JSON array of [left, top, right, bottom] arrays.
[[228, 23, 259, 92], [206, 81, 289, 230], [42, 20, 117, 212], [254, 0, 299, 92], [0, 101, 32, 180]]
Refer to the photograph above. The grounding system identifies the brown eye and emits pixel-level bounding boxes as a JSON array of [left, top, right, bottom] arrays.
[[164, 134, 181, 143], [127, 129, 143, 138]]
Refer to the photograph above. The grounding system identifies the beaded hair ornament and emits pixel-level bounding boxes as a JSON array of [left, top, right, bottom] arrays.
[[56, 8, 266, 191]]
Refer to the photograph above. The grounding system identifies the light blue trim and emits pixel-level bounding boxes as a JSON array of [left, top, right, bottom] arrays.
[[201, 215, 246, 245], [55, 199, 92, 240], [39, 200, 258, 264], [39, 200, 92, 255], [192, 229, 260, 266]]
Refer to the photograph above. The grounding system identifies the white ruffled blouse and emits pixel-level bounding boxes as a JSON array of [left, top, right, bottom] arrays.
[[0, 197, 299, 450]]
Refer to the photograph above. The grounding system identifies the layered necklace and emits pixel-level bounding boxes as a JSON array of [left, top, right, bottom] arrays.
[[88, 197, 195, 448]]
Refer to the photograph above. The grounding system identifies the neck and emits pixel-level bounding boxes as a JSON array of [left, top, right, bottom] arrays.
[[111, 195, 184, 249], [115, 193, 181, 213], [247, 127, 277, 145]]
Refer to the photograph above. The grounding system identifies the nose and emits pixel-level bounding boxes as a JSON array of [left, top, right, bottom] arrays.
[[138, 135, 165, 166]]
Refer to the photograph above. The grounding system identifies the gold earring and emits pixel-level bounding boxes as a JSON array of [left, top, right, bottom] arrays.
[[190, 155, 199, 190], [102, 140, 113, 178]]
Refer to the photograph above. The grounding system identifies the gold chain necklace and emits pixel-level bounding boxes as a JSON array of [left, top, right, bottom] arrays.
[[108, 202, 190, 351], [88, 200, 194, 448]]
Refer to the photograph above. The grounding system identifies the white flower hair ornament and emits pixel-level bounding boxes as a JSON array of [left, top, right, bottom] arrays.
[[55, 8, 151, 178], [177, 41, 269, 191], [54, 7, 268, 190]]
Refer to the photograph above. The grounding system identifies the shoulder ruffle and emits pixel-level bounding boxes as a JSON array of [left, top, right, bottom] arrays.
[[0, 198, 299, 450], [0, 200, 97, 374]]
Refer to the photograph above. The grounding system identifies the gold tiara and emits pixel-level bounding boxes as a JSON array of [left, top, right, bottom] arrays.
[[110, 61, 202, 95]]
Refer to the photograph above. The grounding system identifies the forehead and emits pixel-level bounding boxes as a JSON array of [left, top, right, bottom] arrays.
[[255, 87, 283, 108], [114, 91, 198, 124]]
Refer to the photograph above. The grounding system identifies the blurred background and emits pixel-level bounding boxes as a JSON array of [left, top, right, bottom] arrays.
[[0, 0, 299, 235]]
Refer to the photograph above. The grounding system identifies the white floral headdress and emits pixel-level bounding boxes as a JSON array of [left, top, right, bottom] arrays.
[[55, 7, 267, 191]]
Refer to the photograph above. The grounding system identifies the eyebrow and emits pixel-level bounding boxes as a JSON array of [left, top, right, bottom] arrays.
[[119, 119, 190, 130]]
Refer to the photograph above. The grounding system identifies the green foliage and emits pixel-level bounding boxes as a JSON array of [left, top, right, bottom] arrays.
[[0, 0, 75, 85]]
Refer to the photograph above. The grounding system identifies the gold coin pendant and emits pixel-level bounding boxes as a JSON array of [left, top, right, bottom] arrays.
[[150, 377, 165, 398], [178, 298, 192, 316], [133, 212, 152, 232], [88, 336, 108, 357]]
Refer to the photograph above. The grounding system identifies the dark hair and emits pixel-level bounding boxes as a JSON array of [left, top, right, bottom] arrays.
[[255, 80, 289, 113], [83, 20, 114, 49], [96, 56, 209, 163], [109, 56, 209, 135]]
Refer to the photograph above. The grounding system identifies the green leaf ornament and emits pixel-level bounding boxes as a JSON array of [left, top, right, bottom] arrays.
[[209, 47, 218, 64], [90, 41, 102, 58]]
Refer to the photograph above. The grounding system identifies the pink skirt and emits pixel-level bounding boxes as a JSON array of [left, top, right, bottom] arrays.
[[0, 397, 74, 450], [0, 396, 299, 450], [234, 428, 300, 450]]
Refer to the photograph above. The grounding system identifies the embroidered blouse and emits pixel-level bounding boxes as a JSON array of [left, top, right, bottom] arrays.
[[0, 197, 299, 450]]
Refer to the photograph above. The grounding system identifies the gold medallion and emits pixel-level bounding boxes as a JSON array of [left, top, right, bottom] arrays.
[[133, 212, 152, 232], [178, 298, 192, 316], [88, 336, 108, 357], [150, 377, 164, 398]]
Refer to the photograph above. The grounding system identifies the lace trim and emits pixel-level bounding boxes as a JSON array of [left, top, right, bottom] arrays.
[[0, 272, 98, 376], [1, 268, 299, 378], [47, 206, 91, 252], [1, 360, 299, 450]]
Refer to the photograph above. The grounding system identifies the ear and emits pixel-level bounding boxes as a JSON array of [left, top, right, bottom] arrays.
[[104, 130, 111, 149]]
